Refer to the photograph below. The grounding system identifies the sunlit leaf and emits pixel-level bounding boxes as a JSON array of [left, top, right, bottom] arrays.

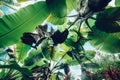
[[88, 26, 120, 53], [46, 14, 66, 25], [24, 46, 44, 66], [46, 0, 67, 25], [66, 0, 77, 12], [17, 0, 28, 2], [16, 42, 30, 63], [115, 0, 120, 7], [46, 0, 67, 17], [0, 1, 50, 48], [65, 59, 79, 66]]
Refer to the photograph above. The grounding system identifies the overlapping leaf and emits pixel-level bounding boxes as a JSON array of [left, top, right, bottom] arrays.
[[46, 0, 67, 18], [95, 7, 120, 33], [0, 61, 32, 76], [88, 26, 120, 53], [46, 0, 67, 25], [16, 42, 30, 63], [0, 1, 50, 48]]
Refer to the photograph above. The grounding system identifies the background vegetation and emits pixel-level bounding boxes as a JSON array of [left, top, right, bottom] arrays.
[[0, 0, 120, 80]]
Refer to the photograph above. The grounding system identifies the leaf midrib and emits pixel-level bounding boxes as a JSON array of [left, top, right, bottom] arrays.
[[0, 10, 41, 38]]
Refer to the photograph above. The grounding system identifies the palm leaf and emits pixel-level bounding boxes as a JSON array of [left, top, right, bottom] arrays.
[[0, 1, 50, 48]]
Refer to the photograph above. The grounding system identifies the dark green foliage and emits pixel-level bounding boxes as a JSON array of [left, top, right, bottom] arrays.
[[6, 48, 13, 53], [60, 63, 70, 75], [46, 0, 67, 18], [63, 63, 70, 75], [88, 0, 111, 12], [95, 7, 120, 33], [67, 51, 74, 59], [24, 53, 44, 66], [51, 29, 69, 45], [0, 61, 33, 77], [88, 26, 120, 53]]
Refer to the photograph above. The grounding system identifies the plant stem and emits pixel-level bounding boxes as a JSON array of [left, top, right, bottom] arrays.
[[51, 52, 67, 72], [67, 14, 78, 17], [2, 2, 17, 11], [78, 19, 83, 32], [85, 19, 93, 32], [67, 17, 79, 29]]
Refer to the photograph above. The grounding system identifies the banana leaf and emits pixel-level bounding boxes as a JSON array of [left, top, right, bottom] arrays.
[[16, 42, 30, 63], [88, 26, 120, 53], [0, 1, 50, 48]]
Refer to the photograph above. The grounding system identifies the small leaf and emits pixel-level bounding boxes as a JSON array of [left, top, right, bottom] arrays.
[[95, 7, 120, 33]]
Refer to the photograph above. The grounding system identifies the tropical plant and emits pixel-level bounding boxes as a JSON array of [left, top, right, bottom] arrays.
[[0, 0, 120, 80]]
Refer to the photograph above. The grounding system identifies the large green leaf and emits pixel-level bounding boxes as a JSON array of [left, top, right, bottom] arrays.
[[45, 0, 77, 25], [16, 42, 30, 63], [88, 26, 120, 53], [24, 45, 44, 66], [46, 0, 67, 18], [66, 0, 77, 12], [46, 0, 67, 25], [46, 14, 66, 25], [95, 7, 120, 33], [0, 1, 50, 48], [115, 0, 120, 7]]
